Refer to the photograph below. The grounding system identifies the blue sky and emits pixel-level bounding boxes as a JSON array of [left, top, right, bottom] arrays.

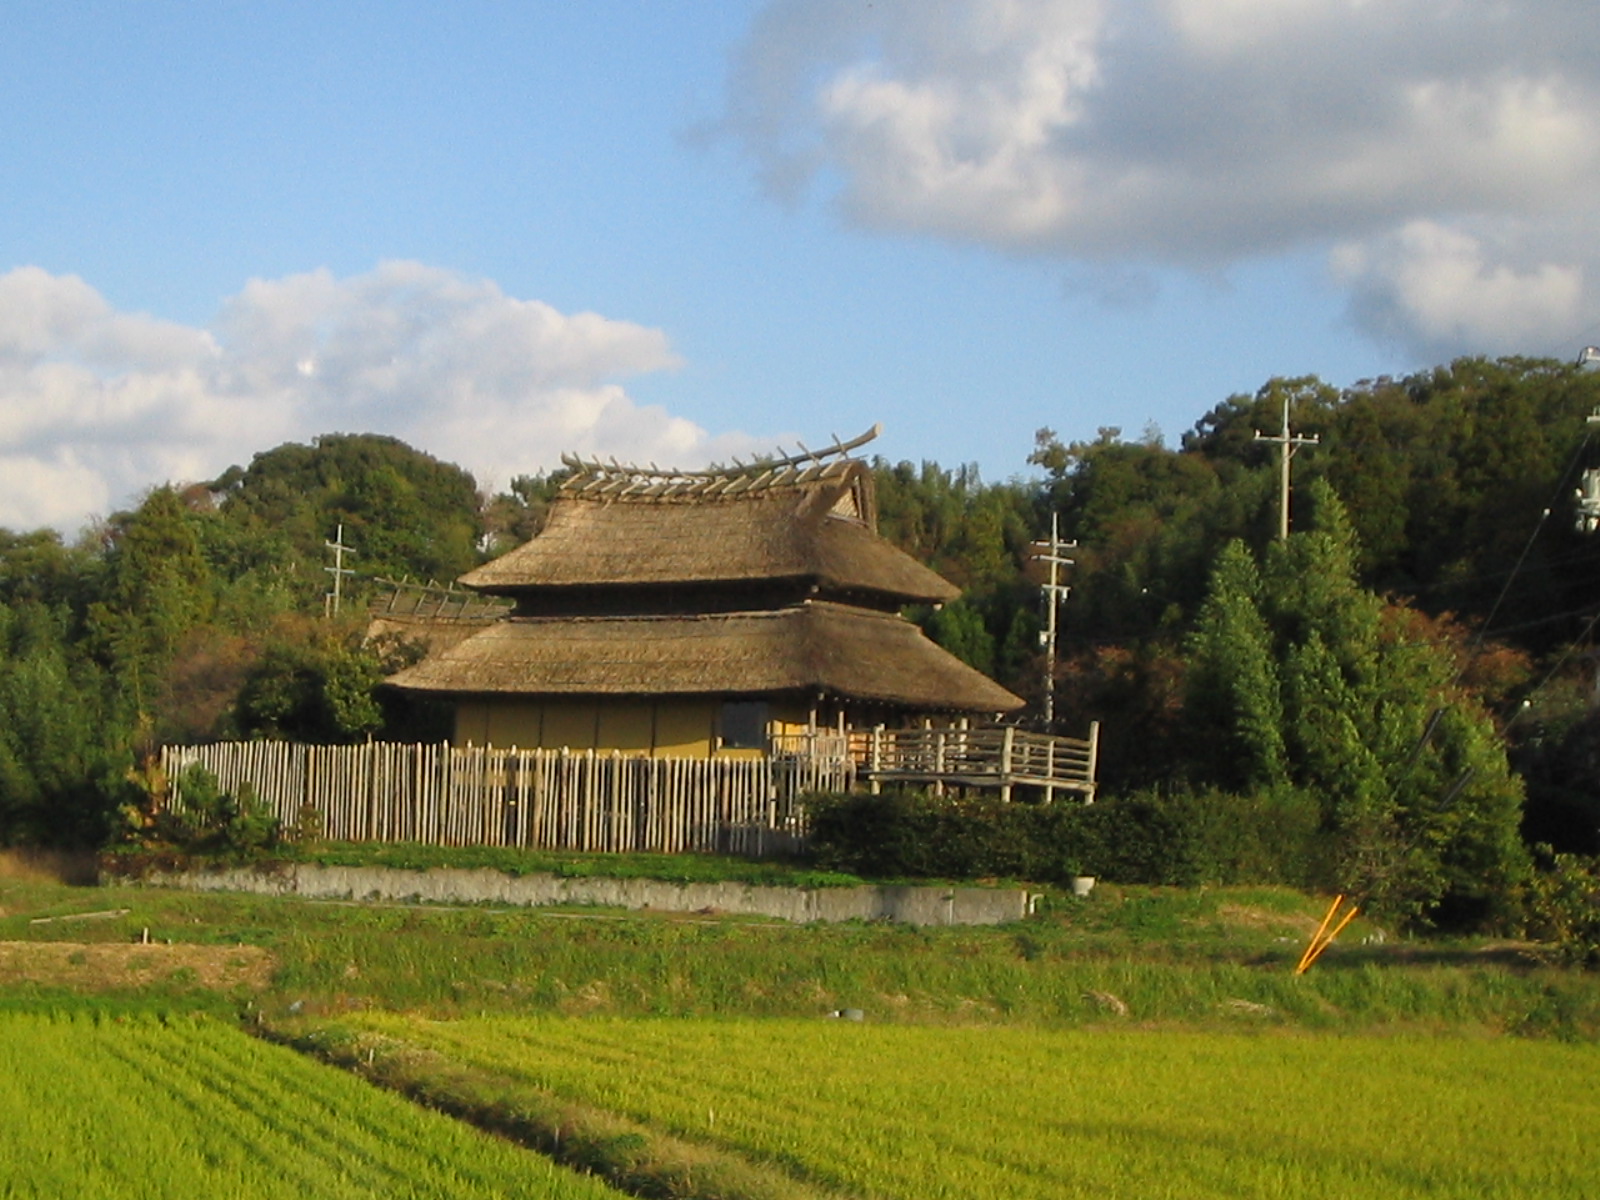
[[5, 0, 1599, 532]]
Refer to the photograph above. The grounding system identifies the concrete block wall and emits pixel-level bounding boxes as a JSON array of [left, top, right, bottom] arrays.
[[113, 863, 1031, 927]]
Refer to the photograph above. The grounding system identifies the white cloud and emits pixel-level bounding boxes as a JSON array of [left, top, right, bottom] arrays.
[[1333, 222, 1584, 358], [725, 0, 1600, 358], [0, 262, 758, 533], [0, 451, 111, 532]]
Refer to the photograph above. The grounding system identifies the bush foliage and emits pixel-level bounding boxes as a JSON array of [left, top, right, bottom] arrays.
[[804, 786, 1329, 891], [145, 764, 282, 858], [1524, 846, 1600, 967]]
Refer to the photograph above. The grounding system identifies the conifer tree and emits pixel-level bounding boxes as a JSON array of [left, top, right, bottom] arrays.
[[1184, 480, 1528, 925], [1184, 539, 1287, 792]]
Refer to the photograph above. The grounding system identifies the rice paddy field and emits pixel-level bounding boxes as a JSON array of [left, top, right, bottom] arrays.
[[0, 1012, 627, 1200], [333, 1012, 1600, 1200]]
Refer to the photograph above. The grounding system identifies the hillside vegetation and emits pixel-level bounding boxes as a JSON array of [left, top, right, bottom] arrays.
[[4, 358, 1600, 935]]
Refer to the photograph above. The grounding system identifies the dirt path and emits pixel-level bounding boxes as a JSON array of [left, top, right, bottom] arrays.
[[0, 941, 275, 990]]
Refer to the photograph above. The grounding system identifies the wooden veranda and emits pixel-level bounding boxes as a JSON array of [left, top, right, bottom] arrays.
[[775, 722, 1100, 802]]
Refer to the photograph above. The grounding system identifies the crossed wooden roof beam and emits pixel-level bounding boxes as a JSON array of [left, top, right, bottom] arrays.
[[559, 424, 881, 499]]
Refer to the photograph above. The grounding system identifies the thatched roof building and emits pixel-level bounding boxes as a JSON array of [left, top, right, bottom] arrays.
[[387, 428, 1023, 753], [458, 453, 955, 611], [388, 602, 1019, 712]]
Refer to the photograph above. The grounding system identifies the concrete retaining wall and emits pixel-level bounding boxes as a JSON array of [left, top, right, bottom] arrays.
[[111, 863, 1031, 927]]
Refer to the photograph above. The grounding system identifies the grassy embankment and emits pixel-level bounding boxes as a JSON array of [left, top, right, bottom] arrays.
[[5, 848, 1598, 1035]]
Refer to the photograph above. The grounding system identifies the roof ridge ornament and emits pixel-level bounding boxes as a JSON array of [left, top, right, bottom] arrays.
[[559, 423, 882, 498]]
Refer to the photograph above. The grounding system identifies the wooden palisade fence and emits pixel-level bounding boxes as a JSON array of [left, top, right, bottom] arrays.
[[162, 724, 1098, 857], [161, 741, 853, 857]]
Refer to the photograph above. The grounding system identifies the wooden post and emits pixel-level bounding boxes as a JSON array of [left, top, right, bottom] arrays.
[[583, 748, 597, 852], [1044, 733, 1056, 805], [1085, 720, 1100, 804], [1000, 725, 1015, 803], [869, 725, 883, 795]]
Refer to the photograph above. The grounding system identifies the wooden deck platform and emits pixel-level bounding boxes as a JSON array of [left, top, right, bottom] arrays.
[[775, 723, 1099, 802]]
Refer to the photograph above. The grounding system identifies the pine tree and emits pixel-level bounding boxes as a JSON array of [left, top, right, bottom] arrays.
[[1184, 540, 1287, 792], [1184, 480, 1529, 925]]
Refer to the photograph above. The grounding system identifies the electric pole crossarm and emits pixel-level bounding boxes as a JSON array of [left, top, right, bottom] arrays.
[[1029, 512, 1077, 730], [324, 524, 357, 618], [1254, 391, 1320, 540]]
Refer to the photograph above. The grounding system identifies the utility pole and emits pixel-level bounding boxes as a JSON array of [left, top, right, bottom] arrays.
[[1254, 390, 1319, 540], [1574, 348, 1600, 533], [1029, 512, 1076, 729], [324, 524, 356, 618]]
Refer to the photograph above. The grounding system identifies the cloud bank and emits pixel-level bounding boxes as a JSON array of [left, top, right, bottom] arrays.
[[0, 262, 753, 533], [724, 0, 1600, 359]]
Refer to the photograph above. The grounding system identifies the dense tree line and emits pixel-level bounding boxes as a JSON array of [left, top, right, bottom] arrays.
[[0, 434, 553, 844], [880, 359, 1600, 865], [4, 357, 1600, 930]]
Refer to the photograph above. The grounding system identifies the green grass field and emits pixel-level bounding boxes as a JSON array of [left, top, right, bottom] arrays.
[[7, 857, 1600, 1199], [327, 1012, 1600, 1200], [0, 1011, 627, 1200]]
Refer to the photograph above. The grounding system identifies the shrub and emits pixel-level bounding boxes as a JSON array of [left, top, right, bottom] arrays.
[[804, 785, 1328, 889], [804, 790, 1036, 880], [1089, 786, 1328, 887], [1524, 846, 1600, 967], [158, 764, 281, 858]]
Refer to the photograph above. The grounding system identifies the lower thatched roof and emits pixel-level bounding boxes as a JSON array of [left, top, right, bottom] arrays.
[[385, 600, 1023, 714]]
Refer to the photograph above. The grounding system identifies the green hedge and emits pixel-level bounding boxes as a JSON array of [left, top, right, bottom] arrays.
[[803, 786, 1329, 888], [1523, 846, 1600, 967]]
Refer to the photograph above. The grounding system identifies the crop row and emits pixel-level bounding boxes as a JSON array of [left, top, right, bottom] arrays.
[[0, 1012, 625, 1200], [347, 1013, 1600, 1200]]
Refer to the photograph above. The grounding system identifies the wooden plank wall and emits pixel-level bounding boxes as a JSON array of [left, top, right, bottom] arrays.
[[158, 742, 854, 855]]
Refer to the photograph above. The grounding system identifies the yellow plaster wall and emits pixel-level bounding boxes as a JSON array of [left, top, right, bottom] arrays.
[[541, 702, 599, 751], [458, 700, 565, 749], [652, 702, 716, 757], [596, 702, 656, 754], [453, 700, 493, 747], [455, 697, 721, 757], [767, 700, 809, 737], [455, 696, 935, 756], [485, 702, 543, 748]]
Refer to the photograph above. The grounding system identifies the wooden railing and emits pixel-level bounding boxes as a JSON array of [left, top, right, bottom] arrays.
[[851, 722, 1098, 801], [768, 731, 852, 763]]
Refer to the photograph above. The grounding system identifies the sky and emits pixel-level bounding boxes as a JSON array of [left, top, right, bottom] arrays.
[[5, 0, 1600, 534]]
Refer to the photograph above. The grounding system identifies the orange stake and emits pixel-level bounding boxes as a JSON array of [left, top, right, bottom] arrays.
[[1297, 894, 1343, 973], [1296, 894, 1359, 975]]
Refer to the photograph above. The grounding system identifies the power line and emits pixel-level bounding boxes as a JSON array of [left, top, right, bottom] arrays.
[[1503, 606, 1600, 735]]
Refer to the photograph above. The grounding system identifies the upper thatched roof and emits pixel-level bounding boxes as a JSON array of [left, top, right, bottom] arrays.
[[385, 601, 1023, 714], [459, 458, 958, 606]]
